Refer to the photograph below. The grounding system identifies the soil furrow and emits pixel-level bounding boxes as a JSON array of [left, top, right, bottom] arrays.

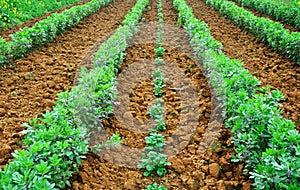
[[67, 0, 252, 189], [186, 0, 300, 130], [0, 0, 92, 41], [228, 0, 299, 32], [0, 0, 135, 169]]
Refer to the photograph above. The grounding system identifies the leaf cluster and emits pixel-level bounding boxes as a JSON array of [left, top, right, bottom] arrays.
[[146, 183, 168, 190], [155, 58, 165, 66], [148, 98, 166, 131], [144, 132, 166, 152], [138, 151, 170, 177], [152, 69, 167, 97]]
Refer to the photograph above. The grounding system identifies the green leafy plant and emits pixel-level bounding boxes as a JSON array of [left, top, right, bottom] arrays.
[[144, 132, 166, 152], [146, 183, 168, 190], [148, 103, 164, 118], [155, 58, 165, 66], [152, 70, 167, 97], [148, 100, 166, 131], [154, 117, 167, 131], [90, 132, 124, 153], [158, 12, 163, 23], [155, 47, 165, 57], [138, 151, 170, 176], [138, 0, 170, 181]]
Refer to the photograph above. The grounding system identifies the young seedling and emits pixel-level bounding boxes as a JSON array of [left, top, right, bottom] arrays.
[[138, 151, 171, 176], [155, 58, 165, 66], [152, 70, 167, 97], [144, 131, 166, 152], [148, 98, 164, 120], [155, 46, 165, 57], [146, 183, 167, 190], [91, 132, 123, 153]]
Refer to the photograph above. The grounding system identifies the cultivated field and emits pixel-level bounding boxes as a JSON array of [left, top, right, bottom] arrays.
[[0, 0, 299, 189]]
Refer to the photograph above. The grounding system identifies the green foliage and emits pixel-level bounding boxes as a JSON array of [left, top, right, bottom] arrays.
[[0, 105, 88, 189], [122, 0, 149, 26], [139, 4, 170, 178], [156, 0, 164, 55], [91, 132, 124, 153], [146, 183, 168, 190], [148, 98, 166, 131], [158, 12, 163, 23], [148, 98, 164, 118], [155, 46, 165, 57], [156, 25, 164, 46], [144, 132, 166, 152], [233, 0, 300, 29], [157, 0, 163, 25], [138, 151, 171, 176], [205, 0, 300, 64], [173, 0, 300, 189], [0, 0, 81, 30], [152, 69, 167, 97], [0, 0, 114, 65], [155, 58, 165, 66]]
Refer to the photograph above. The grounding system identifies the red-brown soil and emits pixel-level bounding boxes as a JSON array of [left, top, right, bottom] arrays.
[[66, 0, 252, 189], [0, 0, 135, 169], [228, 0, 299, 33], [0, 0, 92, 41], [186, 0, 300, 130]]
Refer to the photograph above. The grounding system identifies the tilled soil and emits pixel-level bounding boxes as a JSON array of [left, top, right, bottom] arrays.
[[0, 0, 135, 169], [1, 0, 298, 189], [0, 0, 92, 41], [186, 0, 300, 130], [227, 0, 299, 33], [67, 0, 252, 189]]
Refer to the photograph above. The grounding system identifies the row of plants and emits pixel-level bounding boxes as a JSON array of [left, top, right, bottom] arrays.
[[0, 0, 150, 189], [152, 69, 167, 97], [155, 0, 165, 58], [0, 0, 81, 30], [0, 0, 113, 66], [231, 0, 300, 29], [174, 0, 300, 189], [204, 0, 300, 64], [139, 2, 168, 189], [138, 99, 170, 177]]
